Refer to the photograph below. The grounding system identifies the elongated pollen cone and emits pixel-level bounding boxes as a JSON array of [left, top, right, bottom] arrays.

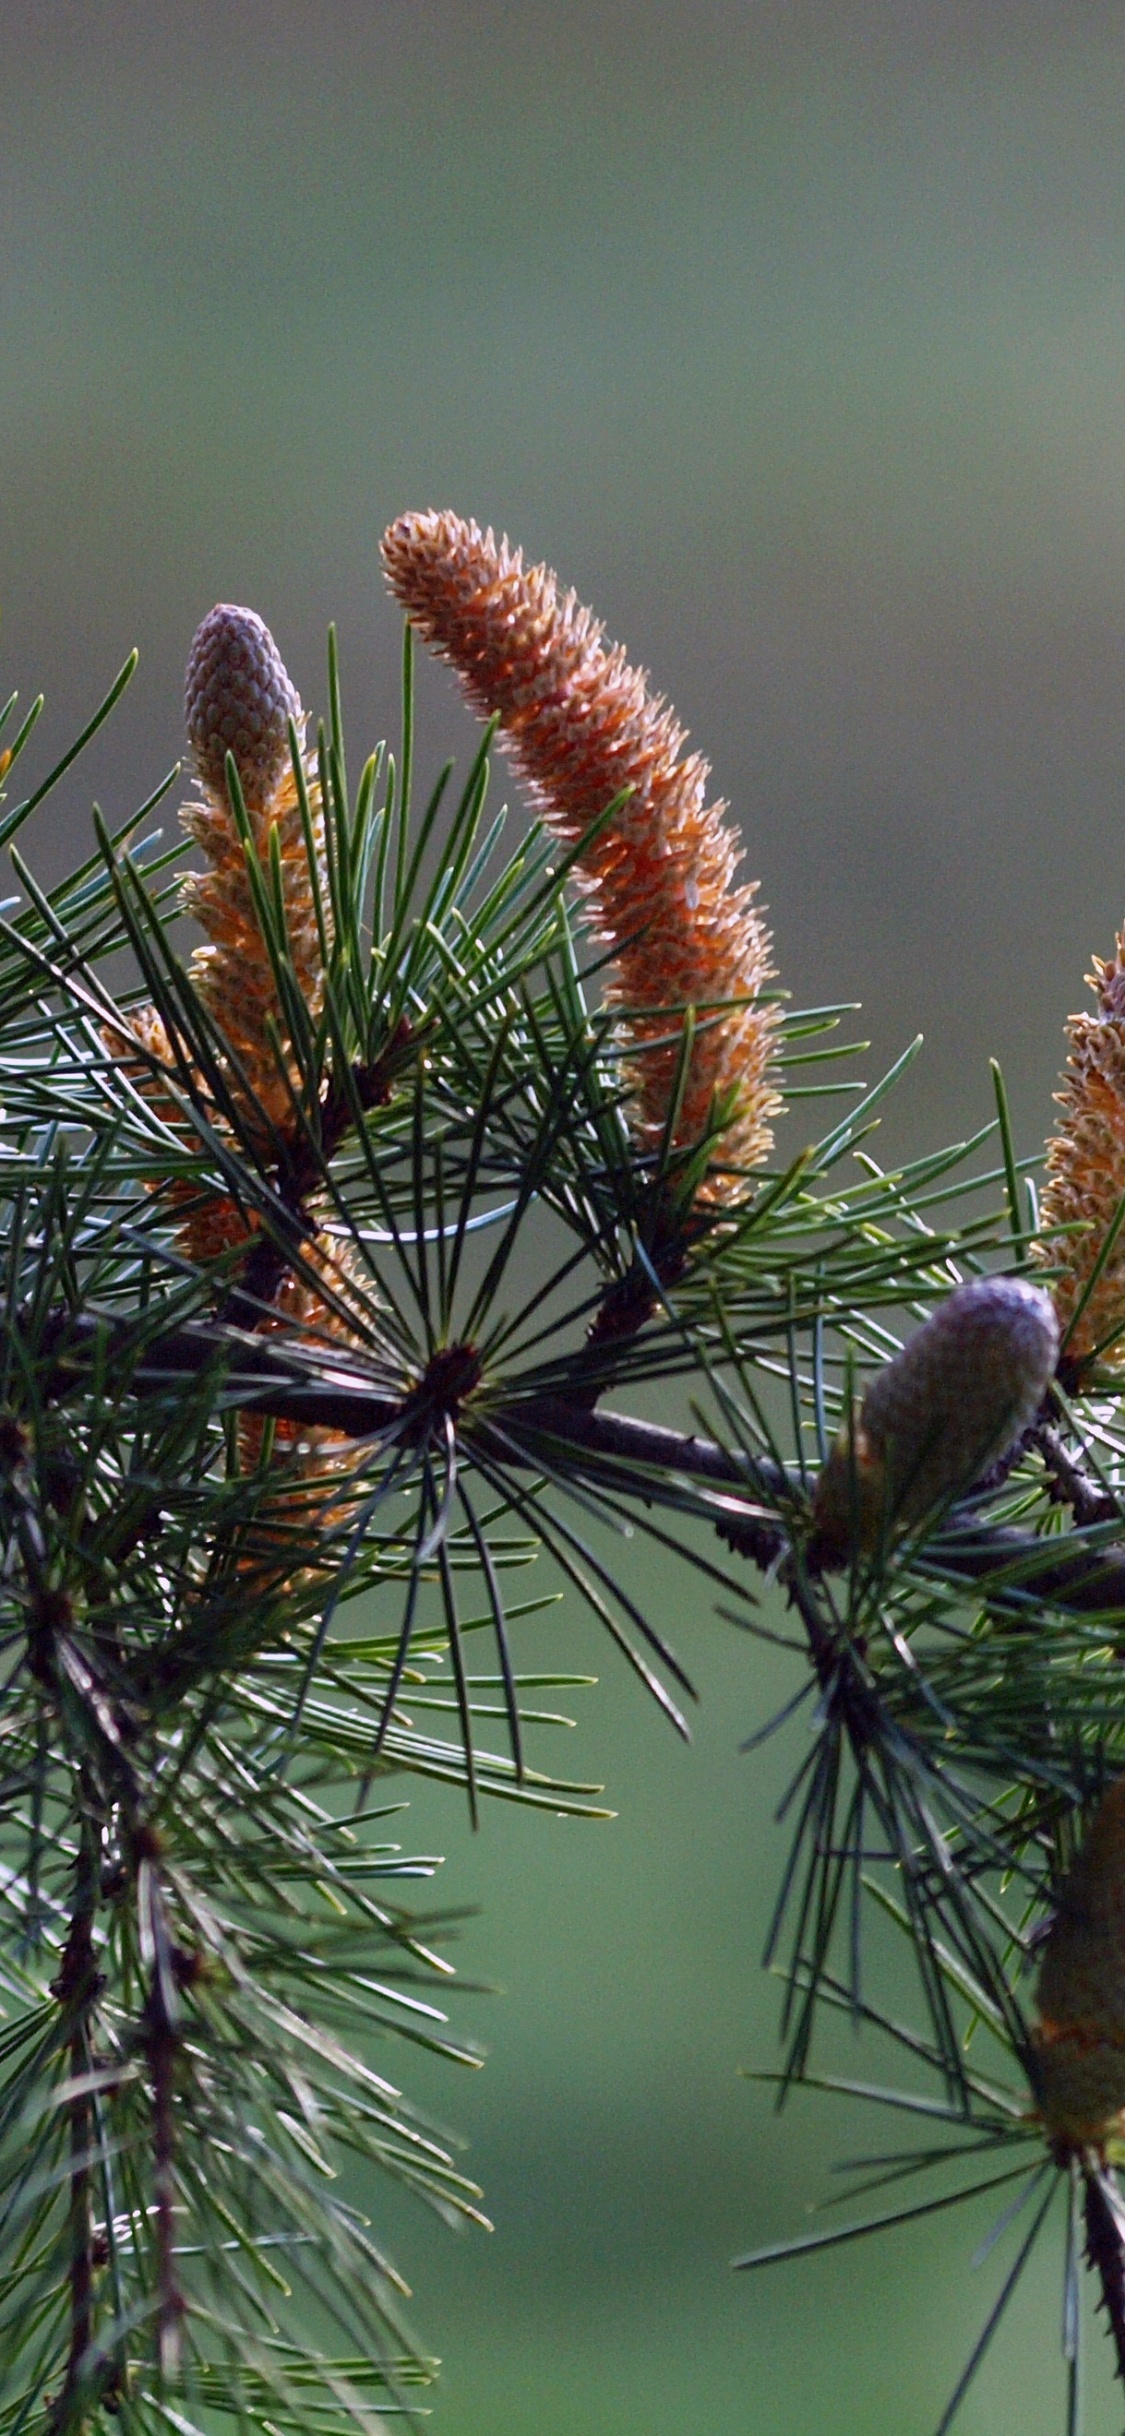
[[1037, 930, 1125, 1376], [381, 509, 780, 1197], [185, 603, 302, 813], [813, 1275, 1058, 1554], [1033, 1779, 1125, 2147]]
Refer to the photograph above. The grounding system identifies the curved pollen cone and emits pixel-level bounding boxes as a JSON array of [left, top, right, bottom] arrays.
[[1034, 1778, 1125, 2147], [812, 1275, 1058, 1555], [1037, 933, 1125, 1376], [381, 510, 780, 1199]]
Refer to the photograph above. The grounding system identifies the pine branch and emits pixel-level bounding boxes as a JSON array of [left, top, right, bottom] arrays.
[[1031, 1416, 1124, 1528], [47, 1808, 102, 2434], [15, 574, 1125, 2434], [34, 1310, 1125, 1620], [216, 1022, 414, 1330]]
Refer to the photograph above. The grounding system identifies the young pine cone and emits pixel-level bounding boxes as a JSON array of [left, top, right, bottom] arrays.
[[812, 1275, 1058, 1556], [184, 602, 302, 813]]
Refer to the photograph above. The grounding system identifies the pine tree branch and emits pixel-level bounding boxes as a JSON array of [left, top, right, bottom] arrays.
[[47, 1804, 103, 2434], [215, 1026, 414, 1331], [1031, 1418, 1123, 1529], [34, 1313, 1125, 1620]]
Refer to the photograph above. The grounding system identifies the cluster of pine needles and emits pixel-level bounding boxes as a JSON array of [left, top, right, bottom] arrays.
[[3, 529, 1125, 2436]]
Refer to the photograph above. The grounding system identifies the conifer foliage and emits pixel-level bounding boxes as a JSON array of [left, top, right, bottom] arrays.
[[3, 521, 1125, 2431]]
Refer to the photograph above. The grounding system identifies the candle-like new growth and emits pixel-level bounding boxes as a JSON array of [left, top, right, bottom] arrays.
[[181, 602, 326, 1144], [381, 510, 780, 1198], [131, 607, 361, 1471], [1033, 1777, 1125, 2147], [128, 607, 327, 1260], [1037, 934, 1125, 1375], [813, 1275, 1058, 1554]]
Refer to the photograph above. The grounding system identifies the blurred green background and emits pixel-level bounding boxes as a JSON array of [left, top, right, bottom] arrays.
[[6, 4, 1125, 2425]]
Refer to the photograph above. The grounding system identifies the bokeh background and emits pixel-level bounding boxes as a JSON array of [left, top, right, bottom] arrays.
[[6, 4, 1125, 2426]]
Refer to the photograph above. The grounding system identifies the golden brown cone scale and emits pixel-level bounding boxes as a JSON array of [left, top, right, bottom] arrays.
[[381, 510, 780, 1199]]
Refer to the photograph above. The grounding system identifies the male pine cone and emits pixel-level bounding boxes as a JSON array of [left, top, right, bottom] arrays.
[[812, 1275, 1058, 1555], [1033, 1777, 1125, 2148], [1037, 934, 1125, 1378], [381, 509, 780, 1199]]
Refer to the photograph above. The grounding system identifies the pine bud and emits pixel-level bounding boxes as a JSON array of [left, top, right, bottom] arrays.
[[813, 1276, 1058, 1553], [1033, 1779, 1125, 2146], [184, 603, 301, 813]]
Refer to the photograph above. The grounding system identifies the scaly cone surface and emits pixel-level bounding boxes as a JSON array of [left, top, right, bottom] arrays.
[[812, 1275, 1058, 1554]]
